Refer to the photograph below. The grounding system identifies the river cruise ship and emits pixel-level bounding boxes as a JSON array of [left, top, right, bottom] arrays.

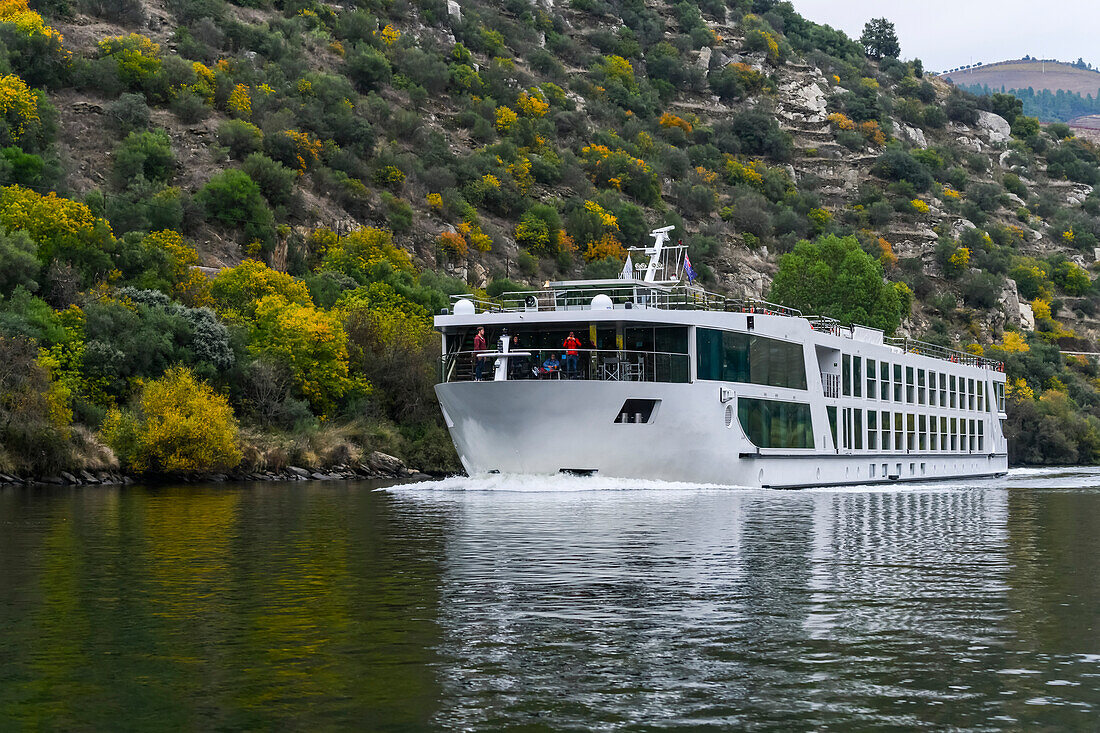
[[434, 227, 1009, 488]]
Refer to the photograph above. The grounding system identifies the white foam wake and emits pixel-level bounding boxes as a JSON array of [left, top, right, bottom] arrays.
[[381, 472, 747, 493]]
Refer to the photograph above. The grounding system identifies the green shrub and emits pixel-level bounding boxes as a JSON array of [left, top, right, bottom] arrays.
[[107, 93, 150, 135], [112, 129, 175, 187], [241, 153, 297, 207], [217, 119, 263, 159], [196, 169, 275, 251]]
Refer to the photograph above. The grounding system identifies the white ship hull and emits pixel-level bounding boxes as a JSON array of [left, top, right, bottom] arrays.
[[436, 380, 1008, 489]]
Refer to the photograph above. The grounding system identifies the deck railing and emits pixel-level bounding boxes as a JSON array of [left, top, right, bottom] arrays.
[[885, 337, 1003, 371], [439, 348, 691, 384]]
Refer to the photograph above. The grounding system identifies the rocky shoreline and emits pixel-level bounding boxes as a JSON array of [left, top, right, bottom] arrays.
[[0, 452, 439, 488]]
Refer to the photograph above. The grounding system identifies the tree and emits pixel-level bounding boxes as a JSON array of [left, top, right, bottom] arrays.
[[102, 365, 241, 473], [196, 170, 275, 252], [769, 235, 910, 334], [860, 18, 900, 60]]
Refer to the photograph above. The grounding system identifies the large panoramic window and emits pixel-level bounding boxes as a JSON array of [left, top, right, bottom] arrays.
[[738, 398, 815, 449], [696, 330, 807, 389]]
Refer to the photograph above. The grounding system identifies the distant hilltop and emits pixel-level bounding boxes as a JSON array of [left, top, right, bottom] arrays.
[[940, 58, 1100, 97]]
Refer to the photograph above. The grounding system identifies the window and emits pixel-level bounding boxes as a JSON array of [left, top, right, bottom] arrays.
[[978, 421, 985, 451], [939, 373, 947, 407], [951, 417, 958, 451], [697, 330, 807, 389], [919, 414, 927, 451], [881, 362, 890, 400], [996, 382, 1005, 412], [894, 364, 903, 402], [738, 399, 815, 449], [950, 375, 957, 408], [918, 370, 926, 405], [827, 406, 838, 449], [854, 409, 863, 450], [868, 410, 878, 450], [940, 416, 948, 451], [882, 410, 891, 452], [894, 412, 903, 450], [842, 408, 849, 449], [907, 413, 916, 451], [870, 463, 876, 478], [906, 366, 915, 403], [931, 424, 938, 451], [853, 357, 862, 398], [977, 382, 985, 412], [867, 358, 877, 399], [968, 379, 975, 411], [929, 371, 937, 406], [843, 354, 851, 397], [969, 419, 977, 451]]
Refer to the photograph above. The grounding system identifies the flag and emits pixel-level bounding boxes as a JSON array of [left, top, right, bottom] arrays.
[[620, 254, 633, 280], [684, 253, 697, 282]]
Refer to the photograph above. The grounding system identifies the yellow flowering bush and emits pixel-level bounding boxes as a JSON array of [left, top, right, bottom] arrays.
[[584, 200, 618, 229], [723, 157, 765, 188], [827, 112, 856, 131], [584, 232, 625, 262], [0, 0, 63, 44], [1006, 377, 1034, 401], [495, 106, 517, 132], [0, 73, 39, 142], [379, 24, 401, 46], [144, 230, 212, 307], [280, 129, 322, 173], [426, 192, 444, 212], [910, 198, 930, 214], [227, 83, 251, 118], [516, 90, 549, 117], [98, 34, 161, 88], [659, 112, 692, 133], [102, 366, 241, 473]]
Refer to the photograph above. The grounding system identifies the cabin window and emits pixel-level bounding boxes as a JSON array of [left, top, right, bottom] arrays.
[[978, 421, 985, 451], [968, 379, 975, 411], [854, 409, 864, 450], [951, 417, 958, 450], [868, 411, 878, 450], [867, 358, 877, 398], [853, 357, 863, 398], [950, 375, 957, 409], [907, 413, 916, 451], [918, 414, 927, 451], [827, 406, 838, 450], [842, 354, 851, 397], [737, 398, 815, 449], [906, 366, 915, 403], [928, 371, 937, 406], [894, 412, 903, 450], [996, 382, 1005, 412], [893, 364, 903, 402], [977, 382, 985, 412], [696, 329, 807, 389], [917, 370, 926, 405], [880, 362, 890, 401], [940, 417, 948, 451], [939, 372, 947, 407], [881, 410, 891, 451]]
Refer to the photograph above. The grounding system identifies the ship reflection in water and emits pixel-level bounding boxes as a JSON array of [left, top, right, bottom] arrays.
[[394, 472, 1099, 729], [1, 470, 1099, 729]]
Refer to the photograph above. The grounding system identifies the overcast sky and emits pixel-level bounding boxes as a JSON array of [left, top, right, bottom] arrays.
[[789, 1, 1099, 73]]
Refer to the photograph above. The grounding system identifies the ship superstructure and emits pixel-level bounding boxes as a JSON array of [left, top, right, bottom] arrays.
[[433, 228, 1008, 488]]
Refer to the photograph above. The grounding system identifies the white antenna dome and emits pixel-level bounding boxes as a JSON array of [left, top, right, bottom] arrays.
[[453, 298, 476, 315], [591, 293, 613, 310]]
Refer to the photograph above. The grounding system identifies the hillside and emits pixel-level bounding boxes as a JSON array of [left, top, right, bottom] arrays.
[[942, 60, 1100, 97], [3, 0, 1100, 477]]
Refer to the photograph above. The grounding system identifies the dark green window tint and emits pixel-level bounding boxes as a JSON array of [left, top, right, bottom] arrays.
[[696, 329, 807, 389], [738, 399, 815, 449]]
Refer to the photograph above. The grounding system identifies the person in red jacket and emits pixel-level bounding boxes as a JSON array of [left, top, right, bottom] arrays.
[[563, 331, 582, 378], [473, 326, 487, 381]]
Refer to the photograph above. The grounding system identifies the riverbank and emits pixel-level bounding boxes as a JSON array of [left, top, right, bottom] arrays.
[[0, 451, 438, 488]]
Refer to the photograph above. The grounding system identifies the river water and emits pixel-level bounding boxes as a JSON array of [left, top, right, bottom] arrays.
[[1, 469, 1099, 730]]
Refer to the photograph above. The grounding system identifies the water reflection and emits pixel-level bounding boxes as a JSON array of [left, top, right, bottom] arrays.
[[1, 473, 1099, 730]]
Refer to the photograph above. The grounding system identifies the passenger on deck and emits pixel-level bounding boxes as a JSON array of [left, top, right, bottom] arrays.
[[563, 331, 581, 378], [542, 353, 561, 377], [510, 335, 531, 379], [473, 326, 487, 381]]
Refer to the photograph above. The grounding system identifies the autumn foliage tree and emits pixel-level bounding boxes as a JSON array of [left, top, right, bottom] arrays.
[[102, 365, 240, 473]]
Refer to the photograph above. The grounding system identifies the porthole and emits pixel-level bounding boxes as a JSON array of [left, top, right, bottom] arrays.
[[724, 404, 734, 428]]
